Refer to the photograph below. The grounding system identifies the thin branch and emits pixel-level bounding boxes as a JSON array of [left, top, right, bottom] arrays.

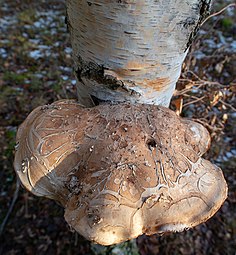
[[192, 119, 223, 132], [186, 71, 225, 87], [174, 83, 205, 96], [183, 96, 206, 107], [0, 178, 20, 236], [219, 99, 236, 112], [183, 94, 204, 100], [201, 3, 236, 26]]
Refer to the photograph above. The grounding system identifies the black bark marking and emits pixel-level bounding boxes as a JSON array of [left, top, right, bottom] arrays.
[[75, 56, 139, 94], [185, 0, 212, 51]]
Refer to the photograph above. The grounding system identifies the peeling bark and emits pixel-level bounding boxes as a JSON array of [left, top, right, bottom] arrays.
[[66, 0, 212, 106]]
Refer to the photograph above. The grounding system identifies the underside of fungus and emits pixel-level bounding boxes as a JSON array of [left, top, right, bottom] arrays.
[[14, 100, 227, 246]]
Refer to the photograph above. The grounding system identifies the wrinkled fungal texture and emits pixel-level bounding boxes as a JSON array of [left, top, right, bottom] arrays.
[[14, 100, 227, 245]]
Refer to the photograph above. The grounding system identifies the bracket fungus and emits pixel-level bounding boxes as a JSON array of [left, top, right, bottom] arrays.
[[14, 100, 227, 246]]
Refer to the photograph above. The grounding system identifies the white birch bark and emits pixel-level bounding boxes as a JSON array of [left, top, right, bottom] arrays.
[[66, 0, 211, 107]]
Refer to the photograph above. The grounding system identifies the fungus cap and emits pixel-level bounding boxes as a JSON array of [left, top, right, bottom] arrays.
[[14, 100, 227, 245]]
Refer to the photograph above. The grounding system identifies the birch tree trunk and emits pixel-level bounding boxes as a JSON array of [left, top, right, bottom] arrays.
[[66, 0, 211, 107]]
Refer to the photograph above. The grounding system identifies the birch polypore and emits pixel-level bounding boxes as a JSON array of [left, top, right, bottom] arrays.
[[66, 0, 211, 106], [14, 100, 227, 245]]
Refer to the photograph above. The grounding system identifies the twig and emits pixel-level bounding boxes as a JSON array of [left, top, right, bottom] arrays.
[[219, 99, 236, 111], [0, 178, 20, 236], [187, 70, 203, 81], [192, 119, 223, 132], [175, 83, 205, 96], [186, 71, 225, 87], [201, 3, 236, 26], [183, 96, 206, 107], [185, 94, 204, 100]]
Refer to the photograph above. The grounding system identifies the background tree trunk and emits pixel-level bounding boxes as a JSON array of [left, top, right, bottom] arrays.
[[66, 0, 212, 107]]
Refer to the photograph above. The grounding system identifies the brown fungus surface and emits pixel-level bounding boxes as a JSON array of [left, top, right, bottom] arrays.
[[14, 100, 227, 246]]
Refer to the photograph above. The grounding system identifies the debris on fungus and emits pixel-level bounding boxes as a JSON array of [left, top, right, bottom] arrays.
[[14, 100, 227, 245]]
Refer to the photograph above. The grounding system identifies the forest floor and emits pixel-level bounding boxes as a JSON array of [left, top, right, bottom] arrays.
[[0, 0, 235, 254]]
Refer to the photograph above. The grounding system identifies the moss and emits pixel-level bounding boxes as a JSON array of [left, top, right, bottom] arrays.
[[4, 128, 16, 159], [91, 240, 139, 255], [221, 18, 234, 30], [3, 72, 28, 85], [17, 9, 37, 24]]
